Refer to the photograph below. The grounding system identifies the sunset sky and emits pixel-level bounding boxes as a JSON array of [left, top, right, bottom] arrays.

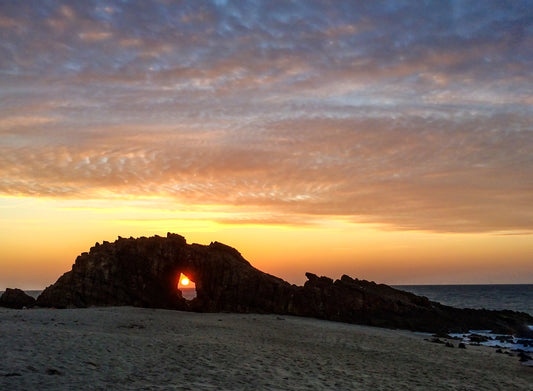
[[1, 0, 532, 289]]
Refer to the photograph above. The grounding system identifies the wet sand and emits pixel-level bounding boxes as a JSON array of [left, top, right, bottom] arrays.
[[1, 307, 531, 390]]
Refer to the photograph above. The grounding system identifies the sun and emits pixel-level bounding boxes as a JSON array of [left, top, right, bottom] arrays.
[[180, 276, 190, 286]]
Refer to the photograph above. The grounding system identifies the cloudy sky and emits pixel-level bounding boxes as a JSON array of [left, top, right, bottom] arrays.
[[1, 0, 532, 288]]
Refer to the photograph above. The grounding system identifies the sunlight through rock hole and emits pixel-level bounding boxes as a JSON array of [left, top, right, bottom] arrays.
[[177, 272, 197, 300]]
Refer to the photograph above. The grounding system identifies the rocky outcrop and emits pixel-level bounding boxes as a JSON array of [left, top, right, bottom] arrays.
[[292, 273, 533, 336], [36, 233, 533, 337], [0, 288, 36, 309], [37, 234, 294, 313]]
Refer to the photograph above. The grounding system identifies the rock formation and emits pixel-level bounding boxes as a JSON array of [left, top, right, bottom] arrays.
[[294, 273, 533, 336], [0, 288, 36, 309], [37, 234, 294, 313], [36, 233, 533, 337]]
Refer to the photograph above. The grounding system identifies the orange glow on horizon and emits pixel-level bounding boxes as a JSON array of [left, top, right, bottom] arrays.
[[1, 196, 533, 289]]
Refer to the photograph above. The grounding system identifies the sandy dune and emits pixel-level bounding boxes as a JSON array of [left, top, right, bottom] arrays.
[[1, 307, 531, 390]]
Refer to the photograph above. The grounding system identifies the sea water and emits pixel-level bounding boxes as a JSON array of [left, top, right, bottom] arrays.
[[397, 284, 533, 365], [396, 284, 533, 316]]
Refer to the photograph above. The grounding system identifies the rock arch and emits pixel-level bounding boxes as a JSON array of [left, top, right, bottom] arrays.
[[36, 233, 294, 313], [36, 233, 533, 337]]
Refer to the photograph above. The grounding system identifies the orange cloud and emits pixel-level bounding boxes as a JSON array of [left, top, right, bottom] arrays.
[[78, 31, 113, 42], [1, 112, 531, 234]]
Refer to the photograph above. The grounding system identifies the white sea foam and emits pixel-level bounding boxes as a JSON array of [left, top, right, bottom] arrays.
[[449, 330, 533, 367]]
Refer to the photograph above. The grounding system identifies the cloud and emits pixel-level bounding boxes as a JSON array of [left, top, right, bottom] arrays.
[[1, 111, 531, 233], [78, 31, 113, 42], [1, 0, 532, 233], [0, 115, 58, 130]]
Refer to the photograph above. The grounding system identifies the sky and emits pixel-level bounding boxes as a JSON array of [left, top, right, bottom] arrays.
[[1, 0, 533, 289]]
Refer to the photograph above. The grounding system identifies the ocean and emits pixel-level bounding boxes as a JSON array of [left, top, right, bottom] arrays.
[[396, 284, 533, 316], [397, 284, 533, 364]]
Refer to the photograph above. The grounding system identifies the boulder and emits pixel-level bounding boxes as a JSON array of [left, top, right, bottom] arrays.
[[0, 288, 36, 309], [518, 351, 533, 362], [470, 334, 490, 343]]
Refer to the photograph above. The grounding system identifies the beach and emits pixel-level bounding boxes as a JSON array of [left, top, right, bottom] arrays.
[[1, 307, 531, 390]]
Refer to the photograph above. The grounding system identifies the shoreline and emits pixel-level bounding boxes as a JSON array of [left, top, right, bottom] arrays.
[[1, 307, 531, 390]]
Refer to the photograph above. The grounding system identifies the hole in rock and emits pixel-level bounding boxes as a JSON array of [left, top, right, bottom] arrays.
[[177, 273, 197, 300]]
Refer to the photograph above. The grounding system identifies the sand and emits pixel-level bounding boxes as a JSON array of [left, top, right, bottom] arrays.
[[1, 307, 531, 390]]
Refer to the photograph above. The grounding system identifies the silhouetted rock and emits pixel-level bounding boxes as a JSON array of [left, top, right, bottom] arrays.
[[470, 334, 490, 343], [518, 351, 533, 362], [495, 335, 514, 343], [37, 234, 294, 313], [0, 288, 36, 309], [36, 234, 533, 337]]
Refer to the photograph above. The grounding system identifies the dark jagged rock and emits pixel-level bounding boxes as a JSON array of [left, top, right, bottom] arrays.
[[36, 234, 533, 337], [518, 351, 533, 362], [0, 288, 36, 309], [37, 234, 294, 313], [470, 334, 490, 343]]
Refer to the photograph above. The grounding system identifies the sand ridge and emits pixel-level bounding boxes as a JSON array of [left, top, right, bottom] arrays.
[[1, 307, 531, 390]]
